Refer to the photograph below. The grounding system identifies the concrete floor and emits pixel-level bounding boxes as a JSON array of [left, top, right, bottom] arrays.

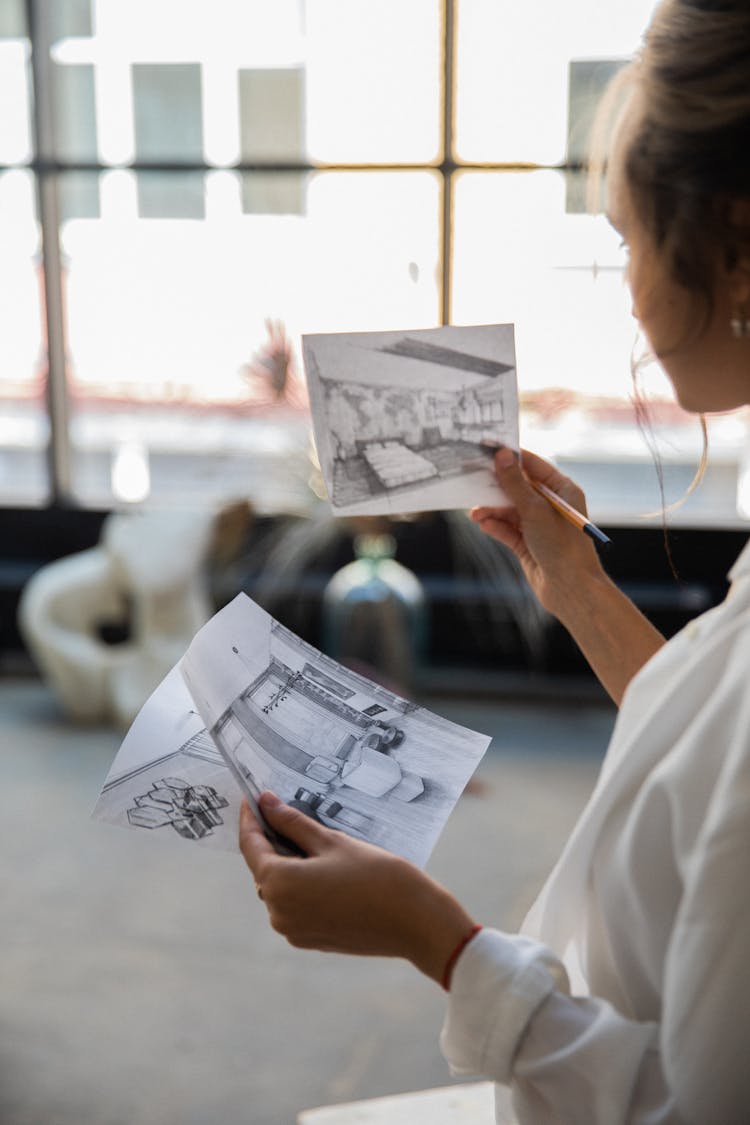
[[0, 678, 614, 1125]]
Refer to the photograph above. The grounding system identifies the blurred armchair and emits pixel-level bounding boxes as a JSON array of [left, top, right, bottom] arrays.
[[17, 508, 218, 726]]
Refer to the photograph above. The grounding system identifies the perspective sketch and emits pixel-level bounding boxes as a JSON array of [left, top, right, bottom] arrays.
[[94, 596, 491, 867], [302, 323, 519, 516], [127, 776, 229, 841], [93, 718, 242, 853], [182, 595, 492, 867]]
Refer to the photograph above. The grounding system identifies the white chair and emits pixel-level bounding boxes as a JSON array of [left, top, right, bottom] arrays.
[[18, 508, 216, 726]]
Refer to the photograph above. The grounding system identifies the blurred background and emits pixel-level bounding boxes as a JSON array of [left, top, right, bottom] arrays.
[[1, 1, 748, 1122]]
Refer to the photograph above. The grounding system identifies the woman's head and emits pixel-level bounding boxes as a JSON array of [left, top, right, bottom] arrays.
[[603, 0, 750, 412]]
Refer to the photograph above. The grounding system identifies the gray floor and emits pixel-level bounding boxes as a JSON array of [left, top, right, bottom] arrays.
[[0, 678, 614, 1125]]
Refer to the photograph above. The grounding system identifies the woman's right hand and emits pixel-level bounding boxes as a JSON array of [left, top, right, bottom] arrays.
[[239, 794, 477, 986], [471, 448, 605, 619]]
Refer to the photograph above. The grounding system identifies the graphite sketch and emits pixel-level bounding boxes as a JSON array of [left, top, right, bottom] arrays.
[[302, 323, 519, 516], [182, 595, 492, 867], [93, 720, 243, 853], [127, 776, 229, 840], [94, 596, 491, 867]]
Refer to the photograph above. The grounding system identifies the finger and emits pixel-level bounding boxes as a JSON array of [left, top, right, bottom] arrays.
[[518, 449, 586, 509], [473, 514, 524, 555], [494, 448, 589, 519], [470, 505, 524, 550], [259, 791, 334, 856], [493, 447, 545, 516], [470, 505, 517, 522], [238, 799, 276, 878]]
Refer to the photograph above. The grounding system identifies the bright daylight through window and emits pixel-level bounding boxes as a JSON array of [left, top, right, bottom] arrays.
[[2, 0, 749, 525]]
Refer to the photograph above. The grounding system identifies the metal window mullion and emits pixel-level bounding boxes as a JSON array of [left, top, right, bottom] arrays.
[[23, 0, 466, 508], [440, 0, 456, 326], [27, 0, 72, 504], [13, 158, 554, 175]]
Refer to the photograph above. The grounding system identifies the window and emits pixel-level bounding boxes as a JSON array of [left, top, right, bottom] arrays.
[[3, 0, 748, 525]]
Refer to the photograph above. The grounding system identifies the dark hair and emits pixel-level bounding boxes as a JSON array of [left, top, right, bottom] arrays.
[[584, 0, 750, 548], [624, 0, 750, 330]]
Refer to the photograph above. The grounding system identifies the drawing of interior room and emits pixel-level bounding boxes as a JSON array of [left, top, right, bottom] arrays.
[[323, 374, 507, 507], [212, 653, 426, 839]]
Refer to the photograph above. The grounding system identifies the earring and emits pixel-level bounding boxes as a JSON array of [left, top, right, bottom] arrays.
[[731, 306, 750, 338]]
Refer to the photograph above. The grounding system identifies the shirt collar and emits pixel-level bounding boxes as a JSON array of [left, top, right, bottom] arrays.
[[728, 537, 750, 583]]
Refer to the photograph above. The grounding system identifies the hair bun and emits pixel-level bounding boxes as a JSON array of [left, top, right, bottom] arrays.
[[684, 0, 750, 12]]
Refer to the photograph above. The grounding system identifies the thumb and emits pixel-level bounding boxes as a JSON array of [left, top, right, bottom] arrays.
[[259, 791, 332, 856], [493, 447, 537, 512]]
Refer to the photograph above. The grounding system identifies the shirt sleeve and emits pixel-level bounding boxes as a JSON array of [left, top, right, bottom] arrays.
[[441, 853, 750, 1125], [441, 928, 671, 1123]]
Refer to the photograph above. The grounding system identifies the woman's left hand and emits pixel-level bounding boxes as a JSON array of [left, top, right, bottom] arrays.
[[239, 791, 476, 985]]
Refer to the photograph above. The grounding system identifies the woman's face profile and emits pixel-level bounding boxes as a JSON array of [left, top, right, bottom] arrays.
[[606, 93, 750, 415]]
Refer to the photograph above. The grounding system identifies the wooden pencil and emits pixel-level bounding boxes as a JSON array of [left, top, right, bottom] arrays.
[[529, 479, 611, 545]]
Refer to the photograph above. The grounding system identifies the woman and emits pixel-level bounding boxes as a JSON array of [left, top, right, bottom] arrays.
[[239, 1, 750, 1120]]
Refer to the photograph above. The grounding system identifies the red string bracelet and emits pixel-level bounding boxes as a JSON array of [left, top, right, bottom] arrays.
[[441, 923, 483, 991]]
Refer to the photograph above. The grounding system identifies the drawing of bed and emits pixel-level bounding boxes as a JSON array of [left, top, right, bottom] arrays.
[[361, 440, 438, 490]]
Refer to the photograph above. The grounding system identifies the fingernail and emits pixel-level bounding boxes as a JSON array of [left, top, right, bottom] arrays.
[[495, 447, 515, 469], [260, 790, 280, 808]]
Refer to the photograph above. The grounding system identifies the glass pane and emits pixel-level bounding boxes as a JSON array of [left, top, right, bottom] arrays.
[[60, 169, 440, 509], [41, 2, 97, 162], [44, 0, 94, 43], [305, 0, 442, 162], [0, 171, 48, 505], [49, 61, 99, 162], [132, 63, 203, 162], [46, 0, 441, 166], [0, 0, 27, 38], [238, 67, 305, 162], [454, 0, 659, 165], [0, 4, 32, 164], [452, 170, 750, 527]]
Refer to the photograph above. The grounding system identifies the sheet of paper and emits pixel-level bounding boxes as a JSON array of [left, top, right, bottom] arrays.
[[94, 595, 492, 869], [302, 323, 518, 516], [181, 594, 491, 868], [91, 664, 241, 852]]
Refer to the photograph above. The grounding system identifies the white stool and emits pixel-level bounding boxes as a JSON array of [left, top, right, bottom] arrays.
[[297, 1082, 497, 1124]]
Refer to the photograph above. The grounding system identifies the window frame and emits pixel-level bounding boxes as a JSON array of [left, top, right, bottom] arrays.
[[8, 0, 608, 507]]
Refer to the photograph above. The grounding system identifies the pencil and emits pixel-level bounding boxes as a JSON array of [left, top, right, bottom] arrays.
[[529, 479, 611, 546], [478, 441, 611, 545]]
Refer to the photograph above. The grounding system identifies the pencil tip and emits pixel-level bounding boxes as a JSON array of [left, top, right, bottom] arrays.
[[585, 524, 611, 546]]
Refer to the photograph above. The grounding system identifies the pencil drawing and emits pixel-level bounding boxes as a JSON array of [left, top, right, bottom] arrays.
[[127, 776, 229, 840], [95, 595, 491, 866], [93, 726, 241, 851], [303, 323, 518, 515], [200, 605, 489, 866]]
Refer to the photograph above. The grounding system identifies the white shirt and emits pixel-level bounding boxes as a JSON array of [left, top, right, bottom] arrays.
[[441, 539, 750, 1125]]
